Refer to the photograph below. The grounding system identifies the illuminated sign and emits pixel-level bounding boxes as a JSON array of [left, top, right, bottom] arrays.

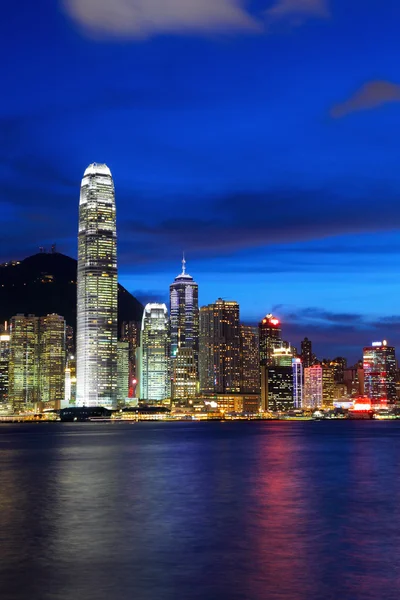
[[269, 318, 280, 326], [372, 342, 382, 347], [352, 402, 372, 411]]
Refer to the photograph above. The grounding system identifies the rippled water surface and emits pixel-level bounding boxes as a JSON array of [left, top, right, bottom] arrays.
[[1, 421, 400, 600]]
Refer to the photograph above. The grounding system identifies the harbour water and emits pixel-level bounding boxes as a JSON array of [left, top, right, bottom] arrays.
[[1, 420, 400, 600]]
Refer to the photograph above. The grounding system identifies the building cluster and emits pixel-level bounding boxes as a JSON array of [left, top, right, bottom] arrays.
[[0, 163, 398, 415]]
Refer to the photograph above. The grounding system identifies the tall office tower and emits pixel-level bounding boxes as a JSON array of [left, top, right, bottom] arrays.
[[344, 365, 364, 396], [293, 358, 303, 409], [304, 365, 323, 408], [322, 366, 335, 407], [329, 357, 347, 383], [120, 320, 141, 391], [199, 299, 241, 395], [39, 314, 66, 410], [76, 163, 118, 408], [117, 341, 130, 404], [0, 325, 10, 404], [240, 325, 260, 394], [140, 303, 170, 402], [301, 337, 313, 368], [259, 314, 282, 367], [172, 347, 197, 401], [65, 325, 75, 357], [262, 367, 294, 412], [363, 341, 396, 404], [9, 315, 40, 412], [170, 256, 199, 370], [271, 345, 294, 367]]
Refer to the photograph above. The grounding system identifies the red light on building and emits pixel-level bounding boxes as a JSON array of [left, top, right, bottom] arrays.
[[352, 402, 371, 412], [269, 318, 280, 326]]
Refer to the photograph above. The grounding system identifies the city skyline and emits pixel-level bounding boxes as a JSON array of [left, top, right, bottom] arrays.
[[2, 1, 400, 361]]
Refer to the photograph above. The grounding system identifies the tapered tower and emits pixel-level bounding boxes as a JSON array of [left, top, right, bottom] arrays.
[[76, 163, 118, 408]]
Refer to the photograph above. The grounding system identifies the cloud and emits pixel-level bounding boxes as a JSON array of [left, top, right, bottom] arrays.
[[331, 80, 400, 118], [62, 0, 261, 39], [265, 0, 329, 24]]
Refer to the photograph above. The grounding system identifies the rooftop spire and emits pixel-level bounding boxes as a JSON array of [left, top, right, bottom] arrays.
[[182, 252, 186, 275]]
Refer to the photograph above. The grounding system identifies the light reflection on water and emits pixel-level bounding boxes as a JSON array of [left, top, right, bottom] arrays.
[[1, 421, 400, 600]]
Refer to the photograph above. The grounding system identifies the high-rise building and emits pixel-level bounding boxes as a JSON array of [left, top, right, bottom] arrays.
[[322, 366, 335, 407], [39, 314, 66, 410], [363, 341, 396, 404], [169, 257, 199, 402], [140, 303, 170, 402], [0, 324, 10, 404], [293, 358, 303, 409], [240, 325, 260, 394], [344, 365, 364, 396], [301, 337, 313, 369], [76, 163, 118, 408], [117, 341, 130, 404], [199, 299, 240, 395], [8, 315, 40, 411], [259, 315, 282, 367], [172, 347, 197, 401], [304, 365, 323, 408], [261, 366, 294, 412], [120, 320, 141, 394]]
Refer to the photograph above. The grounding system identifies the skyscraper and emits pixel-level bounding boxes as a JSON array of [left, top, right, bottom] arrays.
[[170, 255, 199, 369], [363, 341, 396, 404], [322, 365, 335, 407], [271, 345, 294, 367], [172, 348, 197, 401], [293, 358, 303, 409], [199, 299, 241, 395], [117, 341, 130, 404], [301, 337, 313, 368], [39, 314, 66, 410], [140, 303, 170, 402], [259, 315, 282, 367], [262, 367, 294, 412], [304, 365, 323, 408], [0, 324, 10, 404], [8, 314, 40, 411], [76, 163, 118, 408], [240, 325, 260, 394]]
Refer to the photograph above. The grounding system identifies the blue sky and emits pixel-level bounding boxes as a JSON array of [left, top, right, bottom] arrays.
[[2, 0, 400, 362]]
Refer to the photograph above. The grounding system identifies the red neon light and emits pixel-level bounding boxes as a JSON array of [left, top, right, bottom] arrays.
[[269, 318, 280, 326]]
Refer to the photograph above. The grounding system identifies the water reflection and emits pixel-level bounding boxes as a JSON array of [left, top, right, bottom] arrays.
[[1, 422, 400, 600]]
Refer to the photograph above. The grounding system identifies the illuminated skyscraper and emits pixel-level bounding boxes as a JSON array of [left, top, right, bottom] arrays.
[[240, 325, 260, 394], [117, 341, 130, 404], [293, 358, 303, 408], [262, 367, 294, 412], [322, 365, 335, 407], [259, 315, 282, 367], [0, 324, 10, 404], [199, 299, 240, 395], [170, 256, 199, 372], [140, 303, 170, 401], [9, 314, 40, 411], [172, 347, 197, 401], [76, 163, 118, 408], [363, 341, 396, 404], [304, 365, 323, 408], [39, 314, 66, 410], [271, 345, 294, 367]]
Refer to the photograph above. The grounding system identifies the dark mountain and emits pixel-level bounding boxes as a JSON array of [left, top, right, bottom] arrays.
[[0, 252, 143, 329]]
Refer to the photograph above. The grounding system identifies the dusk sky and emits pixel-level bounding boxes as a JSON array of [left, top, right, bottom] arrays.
[[2, 0, 400, 361]]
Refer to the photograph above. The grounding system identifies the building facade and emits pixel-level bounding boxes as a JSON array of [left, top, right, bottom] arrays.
[[0, 325, 10, 404], [199, 299, 241, 395], [8, 315, 40, 411], [363, 341, 396, 404], [117, 341, 130, 404], [293, 358, 303, 409], [172, 347, 197, 401], [240, 325, 260, 394], [39, 314, 66, 410], [304, 365, 323, 408], [76, 163, 118, 408], [140, 303, 170, 402], [259, 315, 282, 367], [262, 366, 294, 412], [301, 337, 313, 369]]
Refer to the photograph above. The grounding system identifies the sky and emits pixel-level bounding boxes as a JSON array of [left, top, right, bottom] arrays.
[[2, 0, 400, 362]]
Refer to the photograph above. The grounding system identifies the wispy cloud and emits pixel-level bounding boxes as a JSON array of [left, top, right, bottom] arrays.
[[62, 0, 261, 39], [331, 80, 400, 118], [265, 0, 329, 24]]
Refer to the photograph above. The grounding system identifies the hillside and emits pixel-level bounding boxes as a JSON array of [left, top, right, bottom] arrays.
[[0, 252, 143, 328]]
